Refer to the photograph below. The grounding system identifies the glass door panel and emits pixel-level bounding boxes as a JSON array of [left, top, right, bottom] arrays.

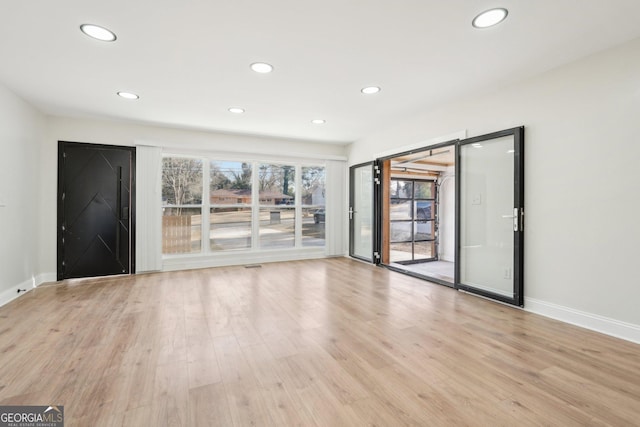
[[349, 163, 375, 261], [390, 242, 413, 262], [390, 200, 412, 220], [414, 181, 435, 199], [456, 127, 524, 306], [415, 220, 434, 240], [389, 178, 437, 264], [415, 240, 436, 260]]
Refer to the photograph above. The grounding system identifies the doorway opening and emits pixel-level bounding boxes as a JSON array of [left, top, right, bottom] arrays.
[[381, 143, 456, 285]]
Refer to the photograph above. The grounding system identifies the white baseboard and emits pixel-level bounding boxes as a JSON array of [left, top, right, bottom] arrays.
[[525, 297, 640, 345], [35, 272, 57, 285], [0, 273, 58, 308], [0, 278, 32, 307]]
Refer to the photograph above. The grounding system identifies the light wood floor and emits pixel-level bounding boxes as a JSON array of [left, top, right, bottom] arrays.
[[390, 260, 455, 284], [1, 258, 639, 426]]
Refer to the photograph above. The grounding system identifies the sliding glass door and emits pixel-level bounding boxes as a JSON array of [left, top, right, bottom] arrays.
[[456, 127, 524, 306], [349, 127, 524, 307]]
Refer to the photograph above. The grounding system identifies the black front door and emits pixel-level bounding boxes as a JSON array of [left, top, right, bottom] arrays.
[[57, 142, 136, 280]]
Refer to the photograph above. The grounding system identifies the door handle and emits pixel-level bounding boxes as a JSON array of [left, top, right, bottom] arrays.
[[349, 207, 355, 220], [116, 166, 122, 260], [510, 208, 524, 231]]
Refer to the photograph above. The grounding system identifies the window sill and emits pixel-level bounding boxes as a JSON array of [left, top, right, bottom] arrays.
[[162, 247, 327, 272]]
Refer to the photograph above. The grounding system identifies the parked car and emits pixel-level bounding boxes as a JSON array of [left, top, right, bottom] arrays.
[[314, 208, 325, 223]]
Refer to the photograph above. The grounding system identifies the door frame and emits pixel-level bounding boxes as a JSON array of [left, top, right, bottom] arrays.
[[455, 126, 524, 306], [376, 139, 459, 284], [57, 141, 137, 280]]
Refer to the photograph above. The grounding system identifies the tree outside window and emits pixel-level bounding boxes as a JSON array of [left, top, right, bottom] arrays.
[[161, 157, 203, 254]]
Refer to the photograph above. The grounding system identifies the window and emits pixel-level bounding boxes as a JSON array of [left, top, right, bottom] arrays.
[[258, 164, 295, 205], [162, 157, 203, 254], [259, 207, 295, 249], [161, 156, 326, 256], [301, 166, 326, 247], [210, 161, 252, 251], [258, 164, 296, 248]]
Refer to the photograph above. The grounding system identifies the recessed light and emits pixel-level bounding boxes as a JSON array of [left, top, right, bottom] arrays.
[[80, 24, 117, 42], [311, 119, 326, 125], [472, 143, 483, 148], [228, 107, 245, 114], [507, 149, 515, 153], [117, 91, 139, 100], [472, 8, 508, 28], [361, 86, 381, 94], [250, 62, 273, 73]]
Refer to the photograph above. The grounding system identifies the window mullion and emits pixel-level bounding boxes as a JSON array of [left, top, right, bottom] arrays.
[[202, 159, 210, 253], [295, 164, 302, 248], [252, 162, 259, 250]]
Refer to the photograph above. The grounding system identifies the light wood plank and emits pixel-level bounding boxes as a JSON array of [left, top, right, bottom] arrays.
[[0, 258, 639, 426]]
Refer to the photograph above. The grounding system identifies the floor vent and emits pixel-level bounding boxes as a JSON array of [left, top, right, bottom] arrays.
[[244, 264, 263, 269]]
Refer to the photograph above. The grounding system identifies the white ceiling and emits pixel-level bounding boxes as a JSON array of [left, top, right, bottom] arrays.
[[2, 1, 640, 145]]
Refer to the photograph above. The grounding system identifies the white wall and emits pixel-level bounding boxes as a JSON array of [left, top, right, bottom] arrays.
[[348, 37, 640, 341], [38, 116, 348, 276], [0, 82, 47, 305]]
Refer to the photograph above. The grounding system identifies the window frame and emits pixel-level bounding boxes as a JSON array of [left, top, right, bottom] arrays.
[[209, 160, 254, 252], [161, 153, 326, 258], [161, 155, 205, 254]]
